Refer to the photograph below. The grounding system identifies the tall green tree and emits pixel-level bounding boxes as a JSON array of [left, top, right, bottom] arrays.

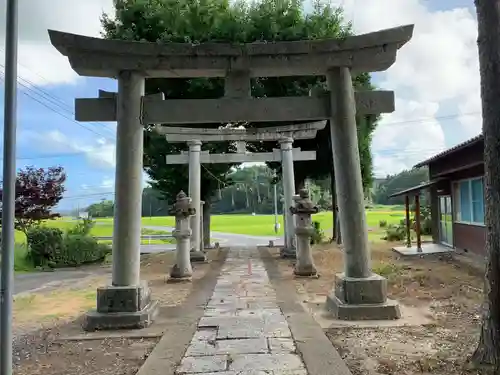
[[101, 0, 377, 231]]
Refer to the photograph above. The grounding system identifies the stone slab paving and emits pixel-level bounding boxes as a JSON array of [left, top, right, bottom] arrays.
[[176, 247, 308, 375]]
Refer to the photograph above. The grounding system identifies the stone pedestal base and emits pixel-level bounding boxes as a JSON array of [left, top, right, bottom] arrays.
[[190, 250, 207, 262], [167, 275, 192, 283], [326, 273, 401, 320], [83, 281, 159, 331], [294, 264, 318, 277], [280, 247, 296, 259], [170, 264, 192, 281]]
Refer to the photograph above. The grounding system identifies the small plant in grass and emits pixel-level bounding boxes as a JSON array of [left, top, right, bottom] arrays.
[[373, 262, 403, 280], [310, 221, 324, 244], [379, 219, 388, 228]]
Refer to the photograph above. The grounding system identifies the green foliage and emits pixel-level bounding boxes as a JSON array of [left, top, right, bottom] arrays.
[[372, 168, 430, 205], [372, 262, 403, 280], [379, 219, 388, 228], [58, 235, 111, 267], [101, 0, 377, 202], [87, 199, 114, 218], [383, 224, 406, 242], [66, 218, 95, 236], [310, 221, 324, 244], [26, 227, 64, 268], [413, 204, 432, 236], [26, 222, 111, 269]]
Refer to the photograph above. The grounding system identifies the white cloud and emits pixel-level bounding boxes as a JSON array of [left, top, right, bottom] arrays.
[[0, 0, 114, 86], [336, 0, 482, 176], [20, 129, 116, 169]]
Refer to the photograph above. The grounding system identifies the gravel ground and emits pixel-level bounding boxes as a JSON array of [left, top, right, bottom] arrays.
[[12, 250, 221, 375], [273, 243, 488, 375]]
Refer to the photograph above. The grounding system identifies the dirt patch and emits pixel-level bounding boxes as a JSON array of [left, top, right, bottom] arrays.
[[272, 244, 486, 375], [13, 249, 222, 375]]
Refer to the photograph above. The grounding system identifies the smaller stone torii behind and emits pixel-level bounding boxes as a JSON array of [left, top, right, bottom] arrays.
[[158, 121, 327, 259], [49, 24, 413, 330]]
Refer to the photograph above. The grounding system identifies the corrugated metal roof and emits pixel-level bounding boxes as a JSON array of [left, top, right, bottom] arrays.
[[413, 133, 483, 168]]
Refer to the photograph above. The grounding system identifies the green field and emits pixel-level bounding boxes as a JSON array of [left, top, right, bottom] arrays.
[[140, 209, 406, 237], [13, 206, 406, 241]]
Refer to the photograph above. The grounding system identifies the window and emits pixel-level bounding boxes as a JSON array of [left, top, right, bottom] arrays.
[[454, 177, 484, 225]]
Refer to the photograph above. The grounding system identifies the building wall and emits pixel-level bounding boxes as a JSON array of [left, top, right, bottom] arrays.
[[428, 142, 483, 178], [428, 153, 486, 257], [453, 223, 486, 256]]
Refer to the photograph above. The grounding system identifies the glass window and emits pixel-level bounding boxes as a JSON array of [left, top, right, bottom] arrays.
[[459, 181, 472, 222], [471, 178, 484, 224]]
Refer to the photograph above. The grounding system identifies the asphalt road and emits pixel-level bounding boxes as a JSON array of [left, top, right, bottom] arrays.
[[10, 228, 283, 295]]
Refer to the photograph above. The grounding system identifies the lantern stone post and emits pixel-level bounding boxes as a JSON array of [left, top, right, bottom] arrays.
[[169, 191, 195, 282], [291, 189, 318, 277]]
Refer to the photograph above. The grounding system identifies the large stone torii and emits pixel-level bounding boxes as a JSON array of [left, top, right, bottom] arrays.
[[158, 121, 327, 259], [48, 24, 414, 330]]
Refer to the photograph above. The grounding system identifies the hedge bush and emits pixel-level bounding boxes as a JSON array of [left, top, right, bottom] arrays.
[[26, 227, 64, 268], [26, 226, 110, 268], [58, 234, 110, 267]]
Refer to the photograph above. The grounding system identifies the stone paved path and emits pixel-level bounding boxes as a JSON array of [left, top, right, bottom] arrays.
[[176, 247, 308, 375]]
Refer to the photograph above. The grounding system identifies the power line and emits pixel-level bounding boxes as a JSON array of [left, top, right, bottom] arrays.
[[0, 60, 116, 141]]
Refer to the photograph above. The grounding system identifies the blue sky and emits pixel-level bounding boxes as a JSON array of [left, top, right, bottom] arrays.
[[0, 0, 482, 211]]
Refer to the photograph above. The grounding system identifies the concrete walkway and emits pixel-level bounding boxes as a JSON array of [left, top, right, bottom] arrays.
[[175, 247, 307, 374]]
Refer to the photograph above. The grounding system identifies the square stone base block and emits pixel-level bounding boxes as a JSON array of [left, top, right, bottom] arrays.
[[326, 272, 401, 321], [190, 250, 207, 263], [334, 272, 388, 304], [82, 281, 159, 331], [280, 247, 296, 259], [326, 295, 401, 321]]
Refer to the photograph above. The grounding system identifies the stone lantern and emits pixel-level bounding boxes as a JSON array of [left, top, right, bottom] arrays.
[[290, 188, 319, 277], [169, 191, 196, 282]]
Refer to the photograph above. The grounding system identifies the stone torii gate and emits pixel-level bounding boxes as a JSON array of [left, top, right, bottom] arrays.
[[157, 121, 326, 258], [48, 23, 413, 330]]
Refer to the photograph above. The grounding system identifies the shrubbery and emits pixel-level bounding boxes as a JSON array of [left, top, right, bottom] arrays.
[[383, 219, 407, 242], [26, 219, 110, 269], [310, 221, 325, 245]]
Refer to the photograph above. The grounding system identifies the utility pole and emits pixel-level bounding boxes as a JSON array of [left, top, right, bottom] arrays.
[[1, 0, 19, 373]]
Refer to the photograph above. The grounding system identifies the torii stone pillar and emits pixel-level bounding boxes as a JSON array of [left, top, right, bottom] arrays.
[[280, 137, 297, 258], [325, 67, 400, 320], [83, 71, 158, 331], [188, 140, 206, 262]]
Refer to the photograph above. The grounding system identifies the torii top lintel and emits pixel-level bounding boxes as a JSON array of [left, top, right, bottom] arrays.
[[48, 25, 414, 79]]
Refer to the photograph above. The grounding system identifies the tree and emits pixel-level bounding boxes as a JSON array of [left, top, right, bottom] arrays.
[[0, 166, 66, 234], [101, 0, 377, 240], [372, 168, 429, 206], [86, 199, 114, 218], [471, 0, 500, 370]]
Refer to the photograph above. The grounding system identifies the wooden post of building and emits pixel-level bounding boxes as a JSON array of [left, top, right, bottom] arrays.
[[405, 195, 411, 248], [415, 194, 422, 252]]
